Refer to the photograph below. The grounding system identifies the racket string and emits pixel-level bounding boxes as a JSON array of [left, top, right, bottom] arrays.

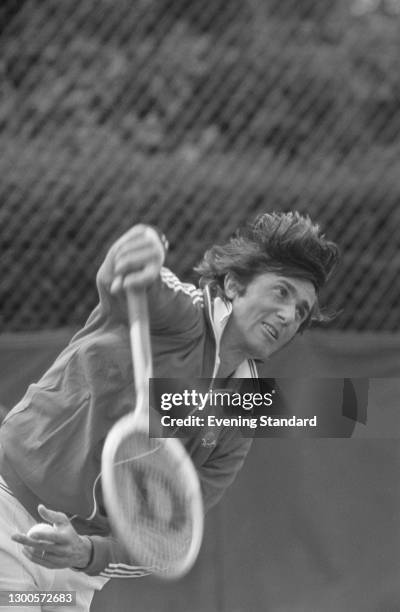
[[112, 435, 195, 567]]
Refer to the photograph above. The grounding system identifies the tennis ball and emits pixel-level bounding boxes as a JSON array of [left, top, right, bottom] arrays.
[[27, 523, 55, 540]]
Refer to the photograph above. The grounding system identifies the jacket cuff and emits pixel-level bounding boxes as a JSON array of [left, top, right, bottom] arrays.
[[74, 534, 155, 578], [74, 535, 114, 576]]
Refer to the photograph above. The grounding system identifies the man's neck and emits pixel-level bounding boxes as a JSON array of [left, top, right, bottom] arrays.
[[217, 318, 249, 378]]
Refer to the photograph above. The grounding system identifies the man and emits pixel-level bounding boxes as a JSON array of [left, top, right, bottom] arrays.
[[0, 211, 339, 610]]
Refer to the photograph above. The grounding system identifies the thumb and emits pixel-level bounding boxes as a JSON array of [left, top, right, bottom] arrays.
[[37, 504, 70, 528]]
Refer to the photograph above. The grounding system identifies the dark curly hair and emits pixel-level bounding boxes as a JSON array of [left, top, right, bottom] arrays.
[[194, 211, 340, 330]]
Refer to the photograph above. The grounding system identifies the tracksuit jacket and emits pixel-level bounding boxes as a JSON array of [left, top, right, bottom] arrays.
[[0, 250, 257, 578]]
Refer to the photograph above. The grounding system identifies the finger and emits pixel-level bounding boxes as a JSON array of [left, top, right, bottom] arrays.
[[122, 224, 149, 239], [114, 233, 156, 258], [111, 263, 158, 294], [126, 224, 158, 244], [12, 533, 55, 547], [110, 275, 123, 294], [113, 227, 164, 265], [111, 247, 162, 295], [114, 249, 160, 278], [111, 225, 151, 253], [21, 547, 68, 570], [37, 504, 70, 528], [122, 265, 159, 289], [114, 242, 161, 266]]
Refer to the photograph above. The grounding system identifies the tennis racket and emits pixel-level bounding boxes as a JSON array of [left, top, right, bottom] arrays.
[[101, 287, 204, 579]]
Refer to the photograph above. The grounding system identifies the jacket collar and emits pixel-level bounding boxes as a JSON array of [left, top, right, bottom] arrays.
[[204, 285, 258, 379]]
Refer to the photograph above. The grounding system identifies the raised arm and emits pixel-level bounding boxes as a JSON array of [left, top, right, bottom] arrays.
[[92, 224, 203, 334]]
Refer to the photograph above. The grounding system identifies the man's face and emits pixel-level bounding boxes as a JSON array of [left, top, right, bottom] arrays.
[[225, 272, 317, 361]]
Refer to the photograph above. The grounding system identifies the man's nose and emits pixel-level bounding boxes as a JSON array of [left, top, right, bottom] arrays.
[[276, 302, 296, 324]]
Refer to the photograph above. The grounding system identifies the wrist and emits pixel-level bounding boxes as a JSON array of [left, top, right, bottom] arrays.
[[74, 536, 94, 570]]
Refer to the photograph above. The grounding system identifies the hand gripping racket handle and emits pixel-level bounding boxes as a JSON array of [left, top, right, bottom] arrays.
[[126, 288, 153, 418]]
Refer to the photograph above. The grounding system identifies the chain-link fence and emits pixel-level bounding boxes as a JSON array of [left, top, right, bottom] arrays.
[[0, 0, 399, 331]]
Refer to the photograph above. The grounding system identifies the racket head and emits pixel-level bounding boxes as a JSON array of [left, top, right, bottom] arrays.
[[101, 412, 204, 579]]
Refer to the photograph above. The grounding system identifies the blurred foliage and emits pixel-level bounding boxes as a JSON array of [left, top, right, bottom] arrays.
[[0, 0, 399, 330]]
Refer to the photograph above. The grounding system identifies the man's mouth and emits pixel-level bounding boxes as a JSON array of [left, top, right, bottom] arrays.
[[262, 322, 279, 340]]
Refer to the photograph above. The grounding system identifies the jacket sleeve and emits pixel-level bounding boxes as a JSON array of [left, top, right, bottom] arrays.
[[80, 535, 156, 578], [91, 235, 202, 335]]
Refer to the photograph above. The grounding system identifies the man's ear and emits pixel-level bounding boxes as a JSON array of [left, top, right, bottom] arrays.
[[224, 273, 240, 300]]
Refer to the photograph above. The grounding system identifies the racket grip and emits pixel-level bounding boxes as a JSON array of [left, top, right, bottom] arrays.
[[126, 287, 153, 389], [126, 287, 148, 327]]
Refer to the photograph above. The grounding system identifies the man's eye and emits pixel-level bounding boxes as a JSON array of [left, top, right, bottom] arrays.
[[275, 286, 288, 298]]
